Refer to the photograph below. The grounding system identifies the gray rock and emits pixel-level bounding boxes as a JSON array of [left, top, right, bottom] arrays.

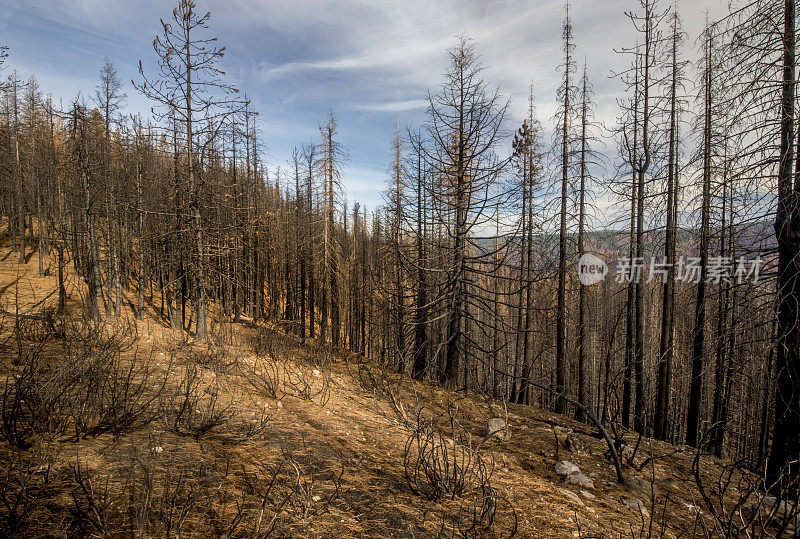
[[580, 490, 595, 499], [556, 487, 584, 506], [564, 473, 594, 489], [486, 418, 511, 440], [553, 460, 593, 488], [555, 460, 581, 477], [622, 498, 650, 518], [744, 495, 796, 521], [625, 476, 659, 499]]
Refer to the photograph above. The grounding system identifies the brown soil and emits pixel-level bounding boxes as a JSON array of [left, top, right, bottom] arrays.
[[0, 241, 771, 537]]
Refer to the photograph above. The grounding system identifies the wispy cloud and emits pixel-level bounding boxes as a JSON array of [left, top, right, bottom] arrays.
[[2, 0, 731, 213], [351, 99, 429, 113]]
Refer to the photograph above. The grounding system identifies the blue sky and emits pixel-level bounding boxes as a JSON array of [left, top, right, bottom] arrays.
[[1, 0, 726, 213]]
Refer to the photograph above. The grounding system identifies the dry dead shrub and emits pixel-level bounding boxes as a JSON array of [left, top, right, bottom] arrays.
[[68, 447, 247, 537], [0, 444, 54, 536], [404, 405, 493, 502], [1, 355, 72, 447], [239, 449, 346, 534], [690, 432, 800, 538], [239, 341, 285, 400], [65, 443, 346, 537], [189, 340, 240, 374], [160, 362, 237, 440], [284, 342, 332, 406], [247, 329, 331, 406], [67, 347, 169, 440], [1, 313, 168, 447], [403, 404, 516, 537]]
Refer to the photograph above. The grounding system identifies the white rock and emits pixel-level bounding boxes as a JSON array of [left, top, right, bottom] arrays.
[[622, 498, 649, 518], [564, 473, 594, 489], [555, 460, 581, 477], [556, 487, 584, 506], [486, 418, 511, 440]]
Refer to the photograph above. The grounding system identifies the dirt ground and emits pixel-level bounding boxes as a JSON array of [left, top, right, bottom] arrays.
[[0, 240, 784, 537]]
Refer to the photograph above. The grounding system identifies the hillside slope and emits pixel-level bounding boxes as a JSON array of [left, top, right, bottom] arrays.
[[0, 243, 788, 538]]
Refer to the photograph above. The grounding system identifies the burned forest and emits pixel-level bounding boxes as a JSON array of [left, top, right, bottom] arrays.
[[0, 0, 798, 536]]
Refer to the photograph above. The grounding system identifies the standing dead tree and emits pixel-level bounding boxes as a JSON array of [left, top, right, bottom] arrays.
[[417, 37, 510, 389], [135, 0, 239, 340]]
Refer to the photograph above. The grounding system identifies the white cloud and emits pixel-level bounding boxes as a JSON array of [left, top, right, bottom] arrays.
[[4, 0, 732, 223], [351, 99, 429, 113]]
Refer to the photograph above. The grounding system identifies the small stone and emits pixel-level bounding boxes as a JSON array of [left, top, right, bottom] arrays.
[[564, 473, 594, 489], [580, 490, 595, 499], [555, 460, 581, 478], [744, 495, 796, 521], [312, 495, 322, 502], [626, 476, 659, 498], [486, 418, 511, 441], [556, 487, 584, 506], [276, 401, 283, 409], [313, 369, 321, 377], [622, 498, 649, 518]]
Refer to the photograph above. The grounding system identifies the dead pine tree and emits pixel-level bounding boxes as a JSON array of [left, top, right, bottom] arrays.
[[317, 112, 346, 346], [385, 121, 408, 373], [292, 147, 307, 343], [303, 142, 317, 340], [574, 63, 601, 422], [408, 130, 429, 381], [614, 0, 665, 434], [94, 57, 126, 317], [134, 115, 147, 320], [10, 73, 26, 266], [554, 4, 576, 415], [654, 10, 685, 443], [686, 24, 715, 448], [136, 0, 239, 340], [419, 36, 509, 389], [511, 88, 543, 405], [69, 102, 102, 323], [765, 0, 800, 495]]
